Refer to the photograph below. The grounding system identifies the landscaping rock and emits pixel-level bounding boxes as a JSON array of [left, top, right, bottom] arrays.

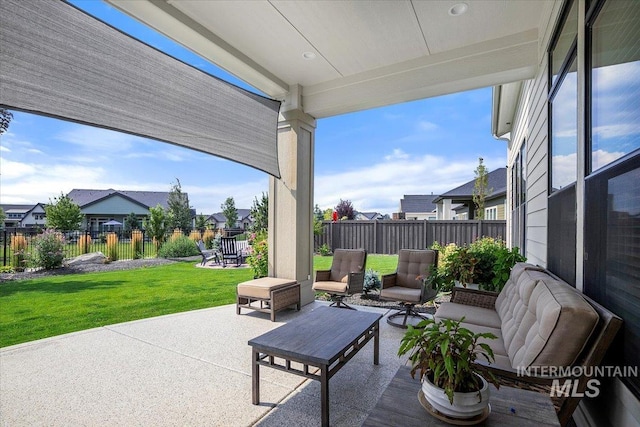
[[65, 252, 107, 266]]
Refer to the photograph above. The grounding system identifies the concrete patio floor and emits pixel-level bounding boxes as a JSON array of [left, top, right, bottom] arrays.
[[0, 302, 411, 426]]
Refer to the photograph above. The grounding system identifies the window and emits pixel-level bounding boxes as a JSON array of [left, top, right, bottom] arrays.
[[585, 0, 640, 398], [589, 0, 640, 172], [485, 206, 498, 220]]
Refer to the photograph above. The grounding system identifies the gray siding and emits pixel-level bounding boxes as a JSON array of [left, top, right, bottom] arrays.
[[82, 196, 149, 215]]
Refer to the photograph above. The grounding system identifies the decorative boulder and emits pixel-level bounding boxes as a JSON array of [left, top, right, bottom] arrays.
[[66, 252, 107, 266]]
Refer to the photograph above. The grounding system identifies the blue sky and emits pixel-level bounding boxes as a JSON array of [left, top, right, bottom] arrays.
[[0, 1, 507, 216]]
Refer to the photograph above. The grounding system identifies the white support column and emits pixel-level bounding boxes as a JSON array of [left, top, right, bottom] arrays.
[[268, 103, 316, 305]]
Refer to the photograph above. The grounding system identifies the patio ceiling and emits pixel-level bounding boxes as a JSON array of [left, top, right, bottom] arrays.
[[107, 0, 554, 118]]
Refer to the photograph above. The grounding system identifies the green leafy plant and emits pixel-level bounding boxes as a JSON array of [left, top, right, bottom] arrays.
[[247, 231, 268, 278], [363, 269, 381, 295], [317, 243, 332, 256], [448, 246, 478, 287], [424, 263, 454, 294], [157, 235, 200, 258], [32, 230, 65, 270], [489, 246, 526, 292], [398, 317, 499, 404]]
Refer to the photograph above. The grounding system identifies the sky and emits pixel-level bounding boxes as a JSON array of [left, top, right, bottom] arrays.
[[0, 1, 508, 217]]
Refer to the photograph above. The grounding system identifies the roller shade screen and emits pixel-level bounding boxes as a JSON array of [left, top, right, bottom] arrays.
[[0, 0, 282, 178]]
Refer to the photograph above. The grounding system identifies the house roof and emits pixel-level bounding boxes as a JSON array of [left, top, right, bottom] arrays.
[[433, 168, 507, 202], [1, 204, 34, 214], [207, 209, 252, 223], [357, 212, 385, 220], [400, 195, 438, 213], [67, 189, 173, 210]]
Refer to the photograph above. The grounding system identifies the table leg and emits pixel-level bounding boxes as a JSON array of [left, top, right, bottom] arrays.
[[252, 347, 260, 405], [321, 365, 329, 427], [374, 321, 379, 365]]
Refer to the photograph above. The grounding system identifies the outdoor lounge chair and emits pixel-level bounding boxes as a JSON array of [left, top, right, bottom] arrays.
[[380, 249, 438, 327], [312, 248, 367, 309], [219, 236, 243, 267], [197, 240, 218, 266]]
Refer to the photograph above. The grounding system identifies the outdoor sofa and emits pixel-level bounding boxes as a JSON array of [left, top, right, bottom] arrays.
[[434, 262, 622, 426]]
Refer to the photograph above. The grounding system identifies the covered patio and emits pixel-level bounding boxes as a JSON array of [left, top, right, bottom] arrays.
[[0, 303, 406, 426], [1, 1, 638, 426]]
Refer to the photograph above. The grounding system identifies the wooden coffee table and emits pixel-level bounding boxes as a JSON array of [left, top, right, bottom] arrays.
[[248, 306, 382, 427], [363, 365, 560, 426]]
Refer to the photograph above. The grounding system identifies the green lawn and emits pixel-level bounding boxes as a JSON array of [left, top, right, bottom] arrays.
[[0, 254, 398, 348]]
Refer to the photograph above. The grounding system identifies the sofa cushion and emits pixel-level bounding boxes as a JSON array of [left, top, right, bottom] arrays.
[[508, 277, 599, 368], [435, 302, 501, 329], [456, 321, 511, 371]]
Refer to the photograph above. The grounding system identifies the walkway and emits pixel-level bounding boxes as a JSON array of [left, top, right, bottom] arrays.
[[0, 302, 408, 426]]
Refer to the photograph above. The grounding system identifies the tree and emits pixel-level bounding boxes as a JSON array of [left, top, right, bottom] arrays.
[[221, 197, 238, 229], [250, 192, 268, 233], [0, 207, 5, 228], [473, 157, 492, 220], [144, 204, 167, 250], [124, 212, 140, 232], [313, 204, 324, 221], [0, 108, 13, 136], [195, 214, 207, 231], [335, 199, 355, 220], [45, 193, 83, 230], [323, 208, 334, 220], [167, 179, 192, 232]]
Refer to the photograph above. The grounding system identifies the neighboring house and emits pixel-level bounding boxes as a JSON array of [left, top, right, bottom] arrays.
[[68, 189, 175, 231], [355, 212, 388, 220], [19, 203, 47, 228], [433, 168, 507, 220], [0, 204, 35, 227], [206, 209, 253, 230], [397, 195, 438, 220]]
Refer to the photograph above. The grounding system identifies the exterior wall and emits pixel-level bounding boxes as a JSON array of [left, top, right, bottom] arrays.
[[404, 211, 437, 221], [81, 196, 149, 216], [506, 1, 639, 425], [20, 205, 46, 227]]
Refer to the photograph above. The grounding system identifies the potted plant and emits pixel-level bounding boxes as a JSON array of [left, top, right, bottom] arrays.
[[398, 317, 499, 422], [448, 246, 478, 288]]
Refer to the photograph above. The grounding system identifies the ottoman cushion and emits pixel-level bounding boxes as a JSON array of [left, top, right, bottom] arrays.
[[237, 277, 297, 300]]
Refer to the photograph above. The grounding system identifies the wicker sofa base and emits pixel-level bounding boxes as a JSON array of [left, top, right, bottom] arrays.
[[237, 278, 300, 322]]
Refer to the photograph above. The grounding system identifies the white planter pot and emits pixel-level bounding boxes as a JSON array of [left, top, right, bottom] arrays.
[[421, 373, 490, 419]]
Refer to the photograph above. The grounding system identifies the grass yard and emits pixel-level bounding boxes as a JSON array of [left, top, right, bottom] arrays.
[[0, 254, 399, 348]]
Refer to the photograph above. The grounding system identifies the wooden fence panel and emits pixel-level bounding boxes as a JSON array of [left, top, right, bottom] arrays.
[[314, 220, 507, 255]]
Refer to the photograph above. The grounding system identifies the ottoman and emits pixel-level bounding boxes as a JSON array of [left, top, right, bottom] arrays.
[[237, 277, 300, 321]]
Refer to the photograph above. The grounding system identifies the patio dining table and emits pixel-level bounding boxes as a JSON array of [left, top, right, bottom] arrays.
[[248, 306, 382, 427]]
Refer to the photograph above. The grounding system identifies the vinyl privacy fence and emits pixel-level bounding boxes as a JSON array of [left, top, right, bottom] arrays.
[[314, 220, 507, 254]]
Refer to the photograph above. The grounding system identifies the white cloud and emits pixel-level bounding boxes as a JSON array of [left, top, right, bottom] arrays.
[[0, 146, 10, 152], [417, 121, 438, 132], [315, 152, 506, 214], [384, 149, 409, 161], [552, 153, 577, 189], [55, 126, 147, 152]]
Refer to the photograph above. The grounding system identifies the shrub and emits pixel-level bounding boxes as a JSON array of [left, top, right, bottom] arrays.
[[489, 246, 526, 292], [469, 237, 505, 287], [157, 235, 200, 258], [131, 230, 143, 259], [188, 230, 201, 242], [247, 231, 268, 278], [10, 233, 28, 270], [106, 232, 119, 261], [202, 229, 216, 249], [32, 230, 65, 270], [317, 243, 332, 256], [78, 233, 92, 254], [363, 269, 381, 295]]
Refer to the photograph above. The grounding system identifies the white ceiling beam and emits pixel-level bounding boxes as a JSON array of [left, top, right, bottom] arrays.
[[302, 29, 539, 118]]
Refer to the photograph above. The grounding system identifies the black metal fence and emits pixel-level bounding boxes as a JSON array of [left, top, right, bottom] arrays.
[[314, 220, 507, 255], [0, 229, 154, 267]]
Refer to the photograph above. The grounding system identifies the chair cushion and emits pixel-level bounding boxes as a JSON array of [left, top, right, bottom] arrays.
[[312, 281, 348, 294], [237, 277, 297, 299], [380, 286, 421, 303], [395, 249, 437, 289], [329, 249, 366, 282]]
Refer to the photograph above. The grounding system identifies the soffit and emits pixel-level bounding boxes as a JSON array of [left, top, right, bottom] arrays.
[[107, 0, 552, 118]]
